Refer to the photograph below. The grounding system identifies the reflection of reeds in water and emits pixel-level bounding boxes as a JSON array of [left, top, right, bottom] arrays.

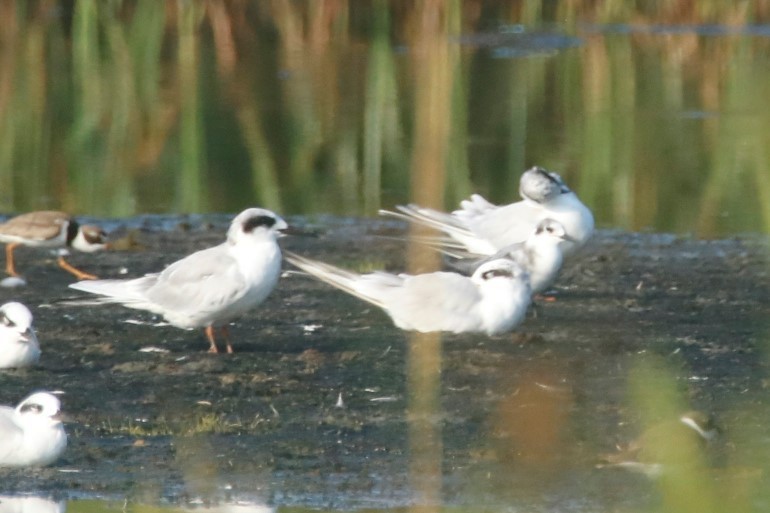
[[1, 1, 770, 234], [404, 2, 457, 510]]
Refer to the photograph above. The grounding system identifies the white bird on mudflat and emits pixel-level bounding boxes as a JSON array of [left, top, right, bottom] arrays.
[[447, 218, 573, 295], [0, 302, 40, 369], [0, 392, 67, 467], [286, 252, 531, 335], [380, 166, 594, 257], [68, 208, 287, 353], [0, 210, 108, 280]]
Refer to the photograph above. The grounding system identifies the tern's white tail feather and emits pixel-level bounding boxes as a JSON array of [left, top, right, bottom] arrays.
[[455, 193, 496, 219], [69, 276, 157, 305], [380, 204, 466, 233], [285, 252, 395, 309], [379, 205, 497, 255]]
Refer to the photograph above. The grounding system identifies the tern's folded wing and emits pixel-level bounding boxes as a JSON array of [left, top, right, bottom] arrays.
[[386, 272, 483, 333], [0, 407, 22, 462], [145, 245, 250, 315]]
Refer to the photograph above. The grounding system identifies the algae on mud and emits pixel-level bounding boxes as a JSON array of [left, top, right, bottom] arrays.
[[0, 215, 767, 512]]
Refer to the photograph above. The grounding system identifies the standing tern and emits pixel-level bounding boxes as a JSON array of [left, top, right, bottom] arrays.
[[68, 208, 287, 353]]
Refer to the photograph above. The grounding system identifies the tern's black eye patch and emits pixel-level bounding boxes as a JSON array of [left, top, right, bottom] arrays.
[[0, 313, 13, 328], [539, 169, 559, 185], [20, 403, 43, 414], [243, 215, 277, 233], [482, 268, 513, 280]]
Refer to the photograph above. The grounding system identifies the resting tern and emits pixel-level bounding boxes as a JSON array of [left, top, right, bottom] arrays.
[[381, 166, 593, 257], [0, 391, 67, 467], [448, 218, 573, 295], [286, 252, 531, 335], [0, 302, 40, 369]]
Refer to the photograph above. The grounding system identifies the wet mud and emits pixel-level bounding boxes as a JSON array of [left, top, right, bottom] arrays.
[[0, 214, 768, 510]]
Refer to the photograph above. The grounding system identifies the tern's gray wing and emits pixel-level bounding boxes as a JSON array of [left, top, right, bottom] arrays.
[[145, 244, 249, 316], [464, 201, 541, 249], [0, 406, 22, 460], [445, 241, 527, 276], [385, 272, 483, 333]]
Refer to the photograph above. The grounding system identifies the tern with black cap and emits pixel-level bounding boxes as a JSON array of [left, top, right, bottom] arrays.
[[68, 208, 287, 353]]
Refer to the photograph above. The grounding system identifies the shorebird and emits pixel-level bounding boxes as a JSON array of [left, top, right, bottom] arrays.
[[0, 210, 108, 280]]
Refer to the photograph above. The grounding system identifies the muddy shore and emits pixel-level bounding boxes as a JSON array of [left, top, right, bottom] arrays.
[[0, 214, 768, 510]]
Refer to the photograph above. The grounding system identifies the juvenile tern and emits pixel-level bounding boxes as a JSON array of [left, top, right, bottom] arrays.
[[69, 208, 287, 353], [0, 302, 40, 369], [381, 166, 593, 256], [286, 252, 531, 335], [0, 391, 67, 467], [0, 210, 108, 280], [448, 219, 572, 295]]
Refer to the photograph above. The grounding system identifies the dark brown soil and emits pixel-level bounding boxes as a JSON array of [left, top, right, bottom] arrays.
[[0, 215, 768, 510]]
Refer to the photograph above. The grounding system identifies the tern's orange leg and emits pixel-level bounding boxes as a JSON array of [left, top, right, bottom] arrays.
[[57, 256, 98, 280], [205, 325, 219, 353], [220, 325, 234, 354], [5, 243, 19, 277]]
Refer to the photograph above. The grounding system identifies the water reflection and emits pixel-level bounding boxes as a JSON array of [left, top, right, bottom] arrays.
[[0, 2, 769, 235]]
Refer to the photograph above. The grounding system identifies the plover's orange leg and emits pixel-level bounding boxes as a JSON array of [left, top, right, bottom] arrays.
[[57, 256, 98, 280], [5, 243, 19, 277], [205, 325, 219, 353]]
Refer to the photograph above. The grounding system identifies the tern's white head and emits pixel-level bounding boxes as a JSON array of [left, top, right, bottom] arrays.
[[529, 218, 573, 245], [14, 392, 63, 429], [227, 208, 288, 246], [472, 258, 528, 287], [0, 302, 36, 343], [519, 166, 571, 203]]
